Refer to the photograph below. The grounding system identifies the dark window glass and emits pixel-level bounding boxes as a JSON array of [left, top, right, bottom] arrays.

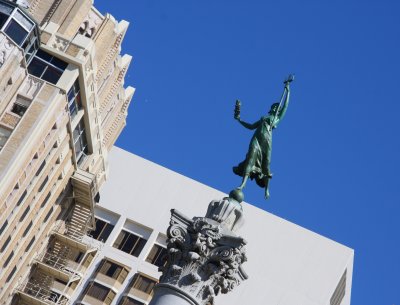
[[28, 57, 46, 77], [146, 244, 167, 267], [17, 190, 27, 206], [132, 274, 156, 295], [85, 282, 111, 301], [43, 207, 53, 223], [97, 259, 126, 280], [73, 119, 88, 163], [36, 160, 46, 176], [28, 49, 67, 84], [38, 176, 48, 192], [6, 266, 16, 283], [0, 220, 8, 235], [1, 235, 11, 252], [89, 218, 114, 242], [25, 236, 35, 252], [20, 205, 30, 222], [113, 230, 147, 257], [22, 221, 33, 237], [36, 49, 67, 70], [35, 49, 52, 61], [0, 12, 8, 29], [74, 251, 83, 263], [69, 99, 77, 116], [41, 192, 51, 208], [4, 19, 28, 45], [3, 250, 14, 267], [42, 66, 63, 83], [11, 102, 28, 116], [67, 79, 82, 119]]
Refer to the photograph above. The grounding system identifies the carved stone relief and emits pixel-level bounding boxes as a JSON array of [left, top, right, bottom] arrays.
[[21, 76, 43, 99], [51, 36, 68, 52], [156, 198, 248, 305], [0, 38, 13, 69], [79, 9, 102, 38]]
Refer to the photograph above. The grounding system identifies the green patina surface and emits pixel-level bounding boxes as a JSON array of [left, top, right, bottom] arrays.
[[232, 75, 294, 200]]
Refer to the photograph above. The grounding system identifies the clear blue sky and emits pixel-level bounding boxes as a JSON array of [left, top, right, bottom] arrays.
[[96, 1, 399, 304]]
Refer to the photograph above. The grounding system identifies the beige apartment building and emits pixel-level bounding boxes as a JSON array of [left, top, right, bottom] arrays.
[[0, 0, 133, 304]]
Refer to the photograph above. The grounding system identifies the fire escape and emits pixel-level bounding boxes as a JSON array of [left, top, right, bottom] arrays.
[[14, 169, 101, 305]]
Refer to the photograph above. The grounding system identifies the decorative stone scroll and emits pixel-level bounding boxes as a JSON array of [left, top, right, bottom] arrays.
[[153, 197, 248, 305], [0, 36, 13, 69]]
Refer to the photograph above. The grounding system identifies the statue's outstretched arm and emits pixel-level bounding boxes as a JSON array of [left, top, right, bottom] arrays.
[[275, 85, 290, 126], [238, 119, 259, 130]]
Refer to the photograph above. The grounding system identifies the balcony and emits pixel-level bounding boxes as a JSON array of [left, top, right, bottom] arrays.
[[71, 169, 98, 229], [16, 282, 67, 305], [126, 287, 153, 303]]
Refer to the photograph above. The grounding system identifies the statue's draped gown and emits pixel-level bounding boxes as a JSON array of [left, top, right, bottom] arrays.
[[233, 115, 275, 188]]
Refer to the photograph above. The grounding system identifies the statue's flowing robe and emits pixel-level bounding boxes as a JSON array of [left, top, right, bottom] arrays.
[[233, 116, 274, 188]]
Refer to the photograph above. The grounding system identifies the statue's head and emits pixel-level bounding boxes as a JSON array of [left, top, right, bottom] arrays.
[[269, 103, 280, 115]]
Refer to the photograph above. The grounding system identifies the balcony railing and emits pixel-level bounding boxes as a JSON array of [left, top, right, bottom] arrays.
[[16, 281, 68, 305]]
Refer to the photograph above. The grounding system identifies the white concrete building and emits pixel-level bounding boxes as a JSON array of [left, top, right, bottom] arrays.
[[71, 146, 354, 305]]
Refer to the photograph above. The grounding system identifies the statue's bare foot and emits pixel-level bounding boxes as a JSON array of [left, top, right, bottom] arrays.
[[265, 189, 270, 199]]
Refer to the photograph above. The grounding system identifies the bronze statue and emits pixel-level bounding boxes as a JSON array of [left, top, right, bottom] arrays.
[[232, 75, 293, 199]]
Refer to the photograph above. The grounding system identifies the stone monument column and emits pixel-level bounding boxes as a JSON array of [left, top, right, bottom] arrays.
[[149, 196, 248, 305]]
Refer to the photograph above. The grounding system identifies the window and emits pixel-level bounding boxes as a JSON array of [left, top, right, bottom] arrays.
[[1, 235, 11, 252], [25, 236, 35, 252], [73, 119, 88, 164], [113, 230, 147, 257], [0, 219, 8, 235], [35, 160, 46, 176], [146, 244, 167, 267], [84, 282, 116, 305], [16, 189, 27, 206], [4, 18, 28, 45], [41, 192, 51, 208], [68, 79, 82, 119], [2, 9, 33, 46], [3, 250, 14, 267], [6, 266, 17, 283], [0, 3, 13, 30], [11, 102, 27, 116], [19, 205, 30, 222], [73, 251, 83, 263], [22, 221, 33, 237], [119, 296, 145, 305], [28, 49, 67, 84], [38, 175, 48, 192], [43, 206, 53, 223], [97, 259, 129, 283], [131, 274, 156, 296], [89, 218, 114, 242]]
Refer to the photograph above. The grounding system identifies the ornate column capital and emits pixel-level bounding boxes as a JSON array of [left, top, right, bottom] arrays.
[[152, 198, 248, 305]]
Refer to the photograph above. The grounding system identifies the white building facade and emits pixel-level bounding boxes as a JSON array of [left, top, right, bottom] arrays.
[[70, 147, 353, 305]]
